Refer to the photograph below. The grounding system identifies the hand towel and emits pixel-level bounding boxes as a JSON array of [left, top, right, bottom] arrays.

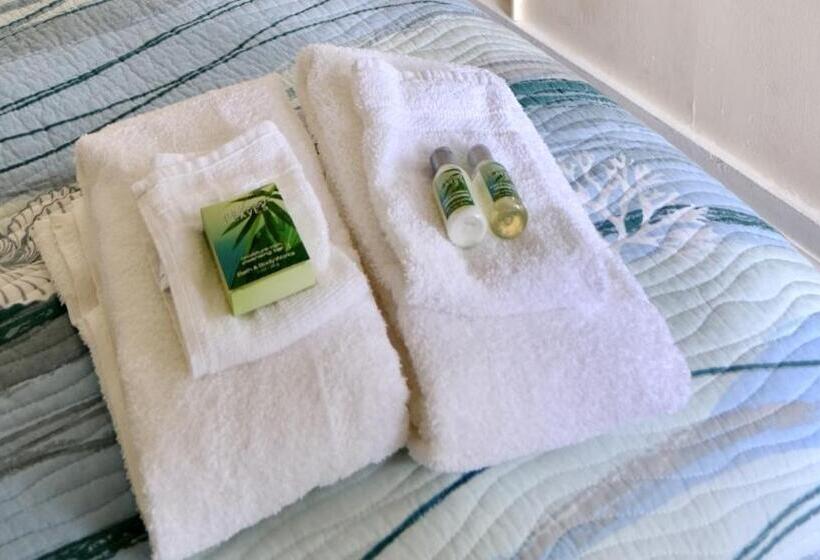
[[351, 59, 610, 317], [296, 45, 690, 472], [46, 74, 408, 560], [130, 120, 367, 377]]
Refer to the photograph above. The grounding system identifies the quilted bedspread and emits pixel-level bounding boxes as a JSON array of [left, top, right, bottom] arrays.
[[2, 1, 820, 558]]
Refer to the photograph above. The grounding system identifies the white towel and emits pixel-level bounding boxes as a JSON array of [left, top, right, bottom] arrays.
[[130, 120, 367, 377], [32, 203, 147, 542], [296, 45, 690, 472], [42, 74, 408, 560], [351, 59, 609, 317]]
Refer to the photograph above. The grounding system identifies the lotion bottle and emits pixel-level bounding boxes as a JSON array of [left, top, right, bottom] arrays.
[[468, 144, 528, 239], [430, 146, 487, 248]]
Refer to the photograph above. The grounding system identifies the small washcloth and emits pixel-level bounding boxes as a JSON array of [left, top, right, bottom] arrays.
[[51, 74, 408, 560], [296, 45, 690, 472], [130, 120, 366, 377]]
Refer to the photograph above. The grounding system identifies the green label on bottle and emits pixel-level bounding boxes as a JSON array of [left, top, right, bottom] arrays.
[[479, 161, 518, 202], [434, 167, 475, 218]]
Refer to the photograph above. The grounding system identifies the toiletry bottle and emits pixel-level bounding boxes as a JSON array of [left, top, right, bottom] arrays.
[[467, 144, 528, 239], [429, 146, 487, 248]]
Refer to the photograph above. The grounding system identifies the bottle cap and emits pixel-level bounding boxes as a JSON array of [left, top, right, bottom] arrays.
[[467, 144, 493, 171], [430, 146, 456, 175]]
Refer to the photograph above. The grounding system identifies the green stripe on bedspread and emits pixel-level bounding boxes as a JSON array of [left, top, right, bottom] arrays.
[[511, 78, 616, 109], [0, 296, 64, 345], [37, 515, 147, 560], [1, 1, 819, 559]]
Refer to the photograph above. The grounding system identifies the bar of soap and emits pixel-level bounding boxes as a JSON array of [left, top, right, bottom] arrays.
[[201, 183, 315, 315]]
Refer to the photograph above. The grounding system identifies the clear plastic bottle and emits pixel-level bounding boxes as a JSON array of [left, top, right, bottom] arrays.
[[429, 147, 487, 248], [467, 144, 528, 239]]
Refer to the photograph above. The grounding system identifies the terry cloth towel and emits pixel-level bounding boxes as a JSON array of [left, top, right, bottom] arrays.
[[49, 74, 408, 560], [130, 120, 367, 377], [296, 45, 690, 472]]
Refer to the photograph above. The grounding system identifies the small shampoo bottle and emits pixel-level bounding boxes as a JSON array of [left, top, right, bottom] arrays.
[[430, 146, 487, 248], [468, 144, 528, 239]]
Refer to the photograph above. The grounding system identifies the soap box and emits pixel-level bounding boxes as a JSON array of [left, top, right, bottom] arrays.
[[201, 183, 315, 315]]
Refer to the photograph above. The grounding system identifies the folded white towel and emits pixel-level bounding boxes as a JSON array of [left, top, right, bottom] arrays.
[[296, 45, 690, 472], [351, 59, 609, 317], [130, 120, 367, 377], [44, 74, 408, 560], [32, 202, 146, 539]]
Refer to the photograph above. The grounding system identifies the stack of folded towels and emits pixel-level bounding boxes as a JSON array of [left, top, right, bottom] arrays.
[[34, 74, 410, 560], [34, 46, 689, 559]]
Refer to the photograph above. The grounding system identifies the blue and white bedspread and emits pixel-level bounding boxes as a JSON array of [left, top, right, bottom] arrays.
[[1, 1, 819, 558]]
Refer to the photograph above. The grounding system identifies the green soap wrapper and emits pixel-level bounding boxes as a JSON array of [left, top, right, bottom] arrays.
[[201, 183, 316, 315]]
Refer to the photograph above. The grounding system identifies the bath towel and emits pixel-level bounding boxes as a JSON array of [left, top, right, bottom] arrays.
[[38, 74, 408, 560], [295, 45, 690, 472]]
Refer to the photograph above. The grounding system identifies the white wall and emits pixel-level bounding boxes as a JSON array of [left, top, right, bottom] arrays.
[[513, 0, 820, 256]]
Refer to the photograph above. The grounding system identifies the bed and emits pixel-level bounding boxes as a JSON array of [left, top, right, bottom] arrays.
[[2, 1, 820, 558]]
